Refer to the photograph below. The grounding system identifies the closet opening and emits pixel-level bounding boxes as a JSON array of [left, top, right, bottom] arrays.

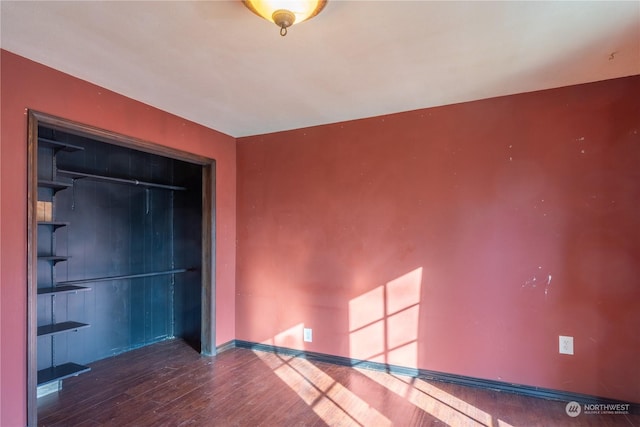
[[26, 111, 216, 426]]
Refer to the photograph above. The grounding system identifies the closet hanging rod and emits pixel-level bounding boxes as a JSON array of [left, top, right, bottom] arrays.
[[56, 268, 192, 285], [57, 169, 187, 191]]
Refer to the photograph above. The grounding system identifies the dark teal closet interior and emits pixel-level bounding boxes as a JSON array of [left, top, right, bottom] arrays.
[[36, 125, 202, 384]]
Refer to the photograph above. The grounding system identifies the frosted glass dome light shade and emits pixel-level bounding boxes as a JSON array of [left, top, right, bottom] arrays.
[[243, 0, 327, 36]]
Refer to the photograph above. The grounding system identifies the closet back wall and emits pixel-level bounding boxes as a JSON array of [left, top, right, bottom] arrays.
[[0, 50, 236, 427], [46, 129, 203, 363]]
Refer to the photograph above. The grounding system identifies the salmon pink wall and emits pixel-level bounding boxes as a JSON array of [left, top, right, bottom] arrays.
[[0, 50, 236, 426], [236, 75, 640, 403]]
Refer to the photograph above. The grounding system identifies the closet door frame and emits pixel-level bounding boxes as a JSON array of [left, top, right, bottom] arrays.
[[26, 110, 216, 427]]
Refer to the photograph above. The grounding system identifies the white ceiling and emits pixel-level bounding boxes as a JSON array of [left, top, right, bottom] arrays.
[[1, 1, 639, 138]]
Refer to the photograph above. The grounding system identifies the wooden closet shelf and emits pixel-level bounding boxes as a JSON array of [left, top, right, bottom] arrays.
[[38, 180, 72, 192], [38, 221, 70, 230], [38, 256, 70, 264], [37, 321, 90, 337], [38, 137, 85, 153], [37, 362, 91, 386], [38, 285, 90, 296]]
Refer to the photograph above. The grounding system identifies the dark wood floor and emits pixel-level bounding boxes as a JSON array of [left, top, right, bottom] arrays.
[[38, 339, 638, 426]]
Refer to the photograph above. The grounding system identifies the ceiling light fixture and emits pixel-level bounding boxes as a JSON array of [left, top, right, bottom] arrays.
[[243, 0, 327, 37]]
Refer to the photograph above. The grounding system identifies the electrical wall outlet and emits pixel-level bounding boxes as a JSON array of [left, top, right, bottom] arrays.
[[559, 335, 574, 355], [303, 328, 313, 343]]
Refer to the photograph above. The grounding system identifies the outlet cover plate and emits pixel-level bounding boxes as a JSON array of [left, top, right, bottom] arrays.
[[559, 335, 574, 355], [303, 328, 312, 342]]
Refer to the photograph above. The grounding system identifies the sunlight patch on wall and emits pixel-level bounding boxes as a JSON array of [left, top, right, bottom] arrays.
[[349, 287, 385, 331], [349, 267, 423, 367], [264, 322, 305, 348]]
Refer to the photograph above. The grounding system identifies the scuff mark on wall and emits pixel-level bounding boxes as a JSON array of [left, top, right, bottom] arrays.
[[522, 266, 552, 296]]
